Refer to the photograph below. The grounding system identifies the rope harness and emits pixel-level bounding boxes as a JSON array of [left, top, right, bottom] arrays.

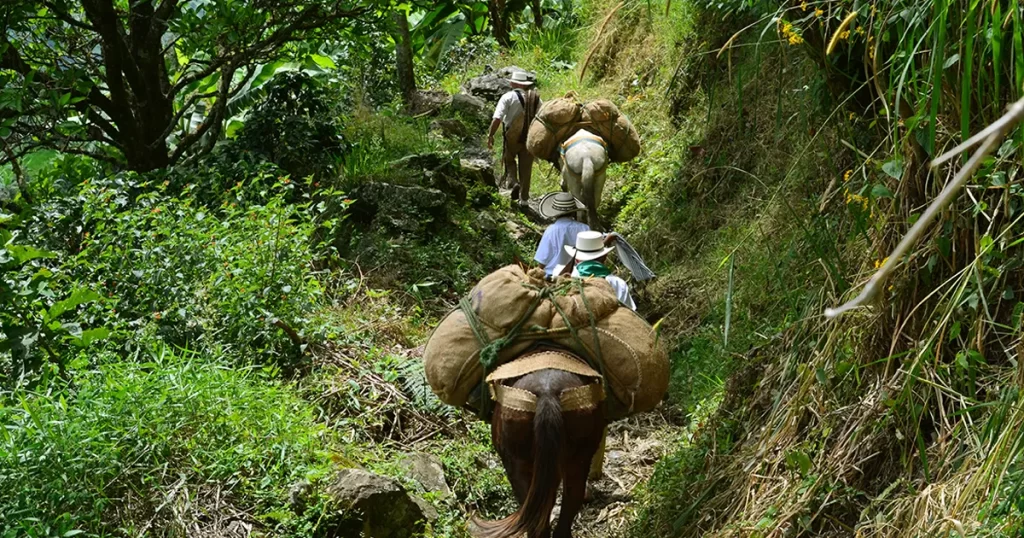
[[458, 278, 608, 420]]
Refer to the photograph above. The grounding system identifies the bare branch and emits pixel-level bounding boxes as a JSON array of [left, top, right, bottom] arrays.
[[825, 96, 1024, 319]]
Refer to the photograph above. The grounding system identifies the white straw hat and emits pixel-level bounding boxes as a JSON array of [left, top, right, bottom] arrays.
[[565, 231, 614, 262], [509, 71, 534, 87], [538, 192, 585, 219]]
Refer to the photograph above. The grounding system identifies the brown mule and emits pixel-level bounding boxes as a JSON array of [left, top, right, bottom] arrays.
[[472, 352, 607, 538]]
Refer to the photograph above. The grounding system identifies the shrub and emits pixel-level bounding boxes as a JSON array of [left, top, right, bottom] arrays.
[[234, 71, 348, 182], [0, 224, 107, 385], [0, 349, 334, 536], [16, 168, 342, 368]]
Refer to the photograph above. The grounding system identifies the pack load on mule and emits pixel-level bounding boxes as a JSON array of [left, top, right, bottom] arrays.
[[423, 264, 668, 421], [526, 94, 642, 165]]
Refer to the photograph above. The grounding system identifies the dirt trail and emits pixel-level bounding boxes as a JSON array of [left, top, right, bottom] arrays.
[[564, 412, 677, 537]]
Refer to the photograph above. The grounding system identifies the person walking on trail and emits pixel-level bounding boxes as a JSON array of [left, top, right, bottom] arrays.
[[555, 230, 636, 311], [534, 192, 591, 278], [487, 71, 542, 208]]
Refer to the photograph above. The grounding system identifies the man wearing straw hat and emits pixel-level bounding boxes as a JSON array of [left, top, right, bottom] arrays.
[[534, 192, 591, 278], [555, 230, 636, 311], [487, 71, 541, 208]]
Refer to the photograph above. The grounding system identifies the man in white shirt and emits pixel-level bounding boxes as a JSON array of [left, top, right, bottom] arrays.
[[534, 192, 590, 278], [487, 71, 542, 208], [555, 230, 636, 310]]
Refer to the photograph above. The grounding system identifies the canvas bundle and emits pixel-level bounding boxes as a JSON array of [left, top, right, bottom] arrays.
[[526, 96, 641, 164], [423, 265, 668, 421]]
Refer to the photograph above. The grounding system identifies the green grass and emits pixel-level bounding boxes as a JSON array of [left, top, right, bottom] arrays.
[[0, 348, 337, 537]]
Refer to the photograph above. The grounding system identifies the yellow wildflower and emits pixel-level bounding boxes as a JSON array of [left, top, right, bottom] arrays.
[[815, 8, 824, 16], [848, 112, 856, 120], [779, 20, 803, 45], [846, 193, 869, 210], [800, 1, 809, 10], [874, 257, 889, 269], [843, 170, 853, 182], [839, 30, 851, 40]]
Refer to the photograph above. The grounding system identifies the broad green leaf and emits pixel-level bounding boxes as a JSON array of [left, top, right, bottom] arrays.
[[786, 450, 812, 475], [871, 184, 894, 198], [47, 289, 102, 321], [6, 244, 57, 264], [309, 54, 337, 69], [948, 321, 961, 341], [814, 367, 827, 386], [980, 234, 994, 253], [882, 159, 904, 179], [74, 327, 110, 347]]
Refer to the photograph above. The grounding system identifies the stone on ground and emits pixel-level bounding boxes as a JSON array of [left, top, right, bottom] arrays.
[[326, 468, 437, 538], [399, 452, 452, 497], [450, 93, 491, 125]]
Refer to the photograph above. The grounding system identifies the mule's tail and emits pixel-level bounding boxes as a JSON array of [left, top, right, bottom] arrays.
[[581, 157, 600, 229], [475, 394, 563, 538]]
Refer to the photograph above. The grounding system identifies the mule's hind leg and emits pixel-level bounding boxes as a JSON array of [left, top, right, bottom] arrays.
[[494, 407, 535, 505], [555, 411, 605, 537]]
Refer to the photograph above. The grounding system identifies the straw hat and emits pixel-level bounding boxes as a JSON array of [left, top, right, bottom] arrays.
[[538, 192, 585, 219], [565, 230, 614, 262], [509, 71, 534, 87]]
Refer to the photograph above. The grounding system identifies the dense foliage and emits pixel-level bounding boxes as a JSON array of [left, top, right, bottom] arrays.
[[0, 0, 369, 171]]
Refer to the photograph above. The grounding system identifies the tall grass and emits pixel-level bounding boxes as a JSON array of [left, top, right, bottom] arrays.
[[630, 0, 1024, 535], [0, 348, 335, 536]]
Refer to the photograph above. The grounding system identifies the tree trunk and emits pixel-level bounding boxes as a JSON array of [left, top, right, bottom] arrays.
[[393, 10, 417, 111], [489, 0, 511, 48], [532, 0, 543, 29]]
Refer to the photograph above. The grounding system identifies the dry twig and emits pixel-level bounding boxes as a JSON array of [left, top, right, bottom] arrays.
[[825, 96, 1024, 319]]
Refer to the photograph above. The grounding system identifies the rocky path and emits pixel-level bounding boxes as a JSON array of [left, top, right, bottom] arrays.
[[564, 413, 676, 537]]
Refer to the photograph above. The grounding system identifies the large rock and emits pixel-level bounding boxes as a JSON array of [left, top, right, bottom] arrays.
[[450, 93, 491, 125], [326, 469, 436, 538], [399, 453, 452, 497], [410, 90, 451, 116], [462, 66, 537, 103], [429, 118, 471, 141], [349, 182, 447, 232], [458, 147, 496, 189], [388, 151, 497, 209]]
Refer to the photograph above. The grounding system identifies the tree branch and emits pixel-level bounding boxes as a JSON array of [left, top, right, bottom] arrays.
[[42, 1, 97, 31], [168, 5, 367, 98], [1, 138, 33, 204], [169, 61, 236, 164]]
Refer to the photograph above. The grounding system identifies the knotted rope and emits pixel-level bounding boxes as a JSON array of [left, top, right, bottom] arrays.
[[458, 277, 608, 419]]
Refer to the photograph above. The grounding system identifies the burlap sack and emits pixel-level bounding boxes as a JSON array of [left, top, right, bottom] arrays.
[[424, 265, 551, 407], [550, 307, 668, 419], [581, 99, 641, 163], [423, 264, 668, 421], [527, 97, 583, 163]]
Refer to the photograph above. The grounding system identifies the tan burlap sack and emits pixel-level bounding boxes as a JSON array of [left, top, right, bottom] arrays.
[[581, 99, 641, 163], [527, 97, 583, 163], [549, 306, 668, 419], [423, 264, 668, 421]]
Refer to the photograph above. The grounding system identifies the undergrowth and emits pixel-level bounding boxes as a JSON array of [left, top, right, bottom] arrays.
[[0, 348, 336, 537], [617, 0, 1024, 536]]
